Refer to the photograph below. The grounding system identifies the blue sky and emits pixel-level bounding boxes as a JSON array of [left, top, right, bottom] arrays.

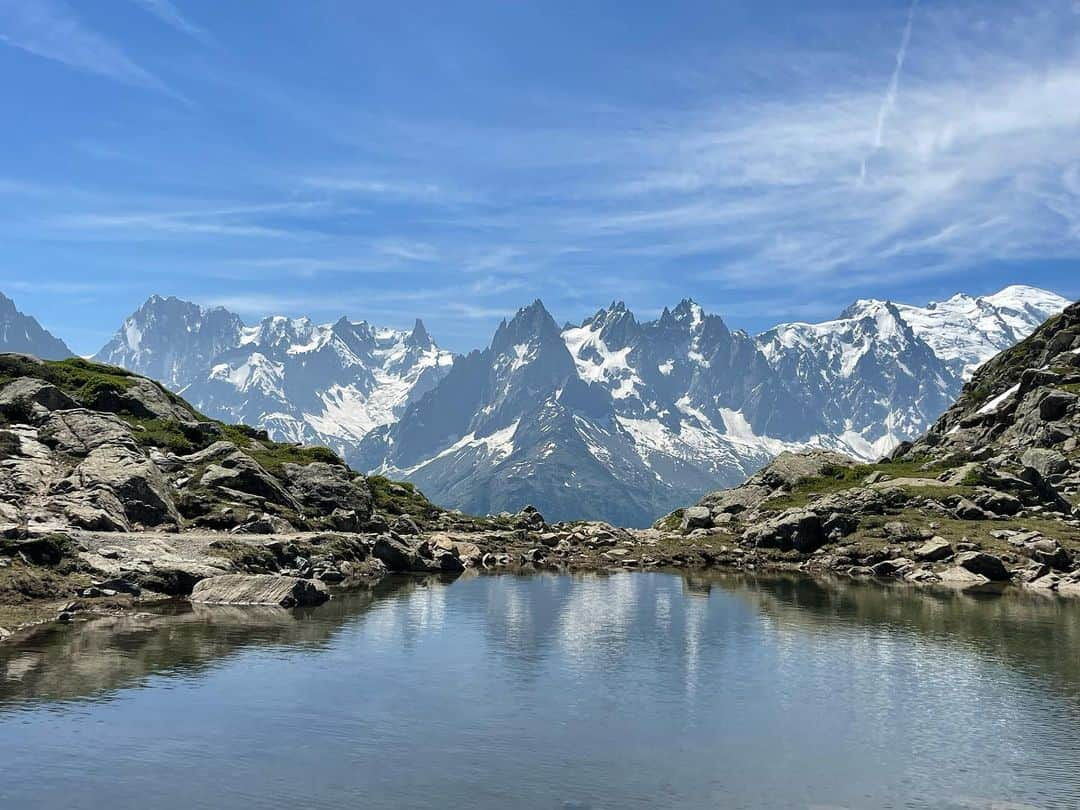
[[1, 0, 1079, 354]]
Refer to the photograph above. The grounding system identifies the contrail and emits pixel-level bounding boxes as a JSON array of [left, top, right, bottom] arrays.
[[860, 0, 920, 183]]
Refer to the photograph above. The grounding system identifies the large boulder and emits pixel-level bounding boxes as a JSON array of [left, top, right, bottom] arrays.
[[914, 537, 953, 562], [955, 551, 1011, 582], [83, 377, 201, 422], [1020, 448, 1071, 479], [680, 506, 713, 532], [0, 378, 79, 422], [55, 490, 131, 532], [198, 452, 299, 509], [372, 534, 421, 571], [743, 509, 824, 553], [1036, 390, 1076, 422], [513, 505, 547, 531], [190, 574, 329, 607]]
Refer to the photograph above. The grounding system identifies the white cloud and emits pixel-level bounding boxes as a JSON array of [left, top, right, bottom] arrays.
[[129, 0, 211, 46], [0, 0, 187, 101]]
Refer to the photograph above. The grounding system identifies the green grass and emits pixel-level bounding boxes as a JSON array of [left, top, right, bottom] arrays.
[[367, 474, 442, 521], [764, 457, 967, 510], [247, 442, 343, 474], [0, 356, 138, 403], [1059, 383, 1080, 396], [655, 509, 684, 532], [121, 413, 344, 474], [123, 417, 206, 454]]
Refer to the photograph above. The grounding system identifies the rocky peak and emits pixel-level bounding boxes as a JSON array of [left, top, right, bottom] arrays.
[[96, 296, 244, 388], [492, 299, 562, 353], [406, 318, 433, 349], [0, 291, 73, 361]]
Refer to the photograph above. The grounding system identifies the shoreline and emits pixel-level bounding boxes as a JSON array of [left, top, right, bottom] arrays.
[[4, 523, 1077, 644]]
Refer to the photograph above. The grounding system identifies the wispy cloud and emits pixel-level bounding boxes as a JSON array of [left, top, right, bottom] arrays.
[[0, 0, 188, 102], [46, 200, 328, 240], [128, 0, 211, 46], [861, 0, 920, 183]]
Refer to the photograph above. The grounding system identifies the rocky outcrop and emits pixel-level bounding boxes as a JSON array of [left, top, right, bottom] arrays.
[[58, 443, 179, 528], [195, 452, 301, 511], [281, 463, 373, 523], [656, 299, 1080, 591]]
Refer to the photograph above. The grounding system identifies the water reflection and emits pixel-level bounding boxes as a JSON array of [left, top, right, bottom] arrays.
[[5, 572, 1080, 710], [1, 572, 1078, 810]]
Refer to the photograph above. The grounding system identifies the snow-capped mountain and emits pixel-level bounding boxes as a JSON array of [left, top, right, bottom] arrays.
[[356, 301, 681, 527], [96, 295, 245, 388], [88, 285, 1068, 526], [0, 292, 73, 360], [94, 296, 453, 458], [894, 285, 1070, 377], [359, 286, 1069, 526]]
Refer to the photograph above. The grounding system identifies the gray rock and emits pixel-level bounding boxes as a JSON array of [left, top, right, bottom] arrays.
[[1037, 390, 1076, 421], [971, 489, 1022, 516], [58, 443, 179, 528], [371, 534, 420, 571], [744, 509, 824, 553], [0, 378, 79, 422], [953, 498, 990, 520], [38, 409, 136, 455], [955, 551, 1010, 581], [93, 577, 141, 596], [871, 558, 914, 577], [327, 508, 363, 532], [190, 574, 329, 607], [231, 513, 295, 535], [914, 537, 953, 562], [1020, 448, 1071, 478], [281, 463, 373, 521], [681, 506, 713, 532], [391, 514, 421, 536], [198, 452, 299, 509], [1017, 537, 1072, 570], [513, 505, 547, 531], [937, 566, 991, 586]]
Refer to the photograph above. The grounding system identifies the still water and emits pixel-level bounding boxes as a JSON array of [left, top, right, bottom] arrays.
[[2, 572, 1079, 809]]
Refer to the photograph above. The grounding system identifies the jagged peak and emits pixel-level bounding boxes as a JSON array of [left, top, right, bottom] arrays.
[[407, 317, 433, 349], [497, 299, 557, 336]]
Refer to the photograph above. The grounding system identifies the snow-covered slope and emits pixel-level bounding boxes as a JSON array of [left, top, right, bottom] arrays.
[[894, 285, 1069, 377], [94, 297, 453, 460], [0, 292, 73, 360], [359, 286, 1069, 526]]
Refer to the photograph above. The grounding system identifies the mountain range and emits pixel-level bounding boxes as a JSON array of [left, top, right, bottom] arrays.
[[0, 285, 1068, 526]]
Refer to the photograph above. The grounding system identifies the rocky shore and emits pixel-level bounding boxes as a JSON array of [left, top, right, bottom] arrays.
[[3, 299, 1080, 640]]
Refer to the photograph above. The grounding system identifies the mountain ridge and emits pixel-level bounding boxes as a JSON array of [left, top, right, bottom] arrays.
[[0, 292, 74, 361], [2, 284, 1065, 527]]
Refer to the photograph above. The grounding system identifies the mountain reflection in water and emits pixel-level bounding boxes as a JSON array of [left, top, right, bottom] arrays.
[[2, 572, 1078, 810]]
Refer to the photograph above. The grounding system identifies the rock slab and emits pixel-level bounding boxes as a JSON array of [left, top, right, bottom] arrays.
[[190, 574, 330, 607]]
